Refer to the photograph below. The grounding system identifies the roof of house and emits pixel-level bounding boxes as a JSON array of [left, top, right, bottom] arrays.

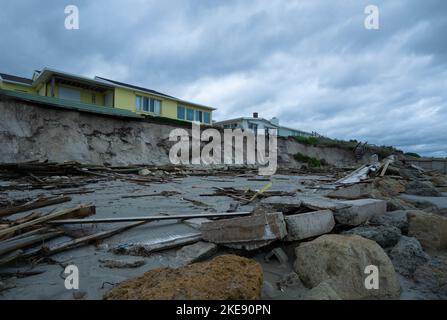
[[0, 73, 33, 85], [278, 125, 312, 135], [95, 76, 215, 111], [33, 68, 115, 90], [95, 76, 176, 99], [214, 117, 279, 128]]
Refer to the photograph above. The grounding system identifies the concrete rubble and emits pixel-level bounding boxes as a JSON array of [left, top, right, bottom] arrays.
[[334, 199, 387, 226], [284, 210, 335, 241], [175, 241, 218, 266], [201, 212, 287, 249]]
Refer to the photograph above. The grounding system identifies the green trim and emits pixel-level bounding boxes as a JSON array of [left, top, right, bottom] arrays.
[[0, 89, 143, 119]]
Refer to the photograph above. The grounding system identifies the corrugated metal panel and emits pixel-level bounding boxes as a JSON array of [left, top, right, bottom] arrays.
[[0, 89, 143, 119]]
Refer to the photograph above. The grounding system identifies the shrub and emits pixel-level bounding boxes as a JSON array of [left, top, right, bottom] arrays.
[[293, 152, 321, 167], [405, 152, 421, 158], [293, 136, 319, 146]]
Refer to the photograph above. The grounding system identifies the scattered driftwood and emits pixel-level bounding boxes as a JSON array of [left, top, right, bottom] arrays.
[[380, 159, 392, 177], [182, 197, 210, 208], [204, 186, 295, 202], [0, 249, 23, 266], [121, 191, 181, 198], [0, 195, 72, 218], [0, 230, 64, 256], [245, 181, 273, 204], [48, 211, 251, 225], [36, 221, 148, 257], [112, 233, 202, 256], [0, 204, 95, 238]]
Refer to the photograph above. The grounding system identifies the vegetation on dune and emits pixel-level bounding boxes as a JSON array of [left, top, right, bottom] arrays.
[[292, 136, 403, 159], [293, 152, 322, 167]]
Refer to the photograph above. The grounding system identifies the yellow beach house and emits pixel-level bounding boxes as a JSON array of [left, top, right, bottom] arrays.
[[0, 68, 215, 124]]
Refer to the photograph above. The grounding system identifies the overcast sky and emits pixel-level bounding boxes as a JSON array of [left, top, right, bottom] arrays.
[[1, 0, 446, 156]]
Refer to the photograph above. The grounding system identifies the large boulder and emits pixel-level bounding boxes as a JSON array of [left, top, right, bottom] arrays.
[[373, 177, 407, 197], [389, 236, 429, 277], [369, 210, 409, 233], [303, 281, 342, 300], [294, 234, 400, 299], [408, 210, 447, 250], [405, 180, 441, 197], [342, 225, 402, 248], [104, 255, 263, 300], [414, 255, 447, 299]]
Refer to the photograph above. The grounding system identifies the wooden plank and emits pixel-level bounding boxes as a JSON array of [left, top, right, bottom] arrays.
[[0, 195, 72, 218], [113, 234, 202, 256], [0, 204, 95, 238], [1, 227, 50, 243], [38, 221, 148, 257], [0, 231, 63, 256], [48, 211, 251, 225], [380, 160, 391, 177], [0, 250, 23, 266]]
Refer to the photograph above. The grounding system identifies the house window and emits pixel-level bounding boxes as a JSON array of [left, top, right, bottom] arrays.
[[143, 97, 149, 112], [203, 112, 210, 124], [136, 96, 142, 110], [177, 106, 185, 120], [195, 110, 203, 123], [136, 95, 161, 114], [186, 108, 194, 121]]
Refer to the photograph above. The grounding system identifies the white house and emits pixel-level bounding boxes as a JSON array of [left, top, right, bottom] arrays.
[[214, 113, 278, 135], [214, 113, 317, 138]]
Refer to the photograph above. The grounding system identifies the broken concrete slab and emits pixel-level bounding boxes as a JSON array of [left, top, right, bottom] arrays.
[[175, 241, 218, 265], [327, 183, 373, 200], [99, 257, 146, 269], [334, 199, 387, 226], [183, 218, 212, 230], [284, 210, 335, 241], [264, 247, 289, 266], [201, 212, 287, 244], [260, 196, 302, 207], [298, 196, 347, 211]]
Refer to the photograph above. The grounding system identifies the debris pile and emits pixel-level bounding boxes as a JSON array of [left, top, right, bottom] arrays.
[[1, 154, 446, 300]]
